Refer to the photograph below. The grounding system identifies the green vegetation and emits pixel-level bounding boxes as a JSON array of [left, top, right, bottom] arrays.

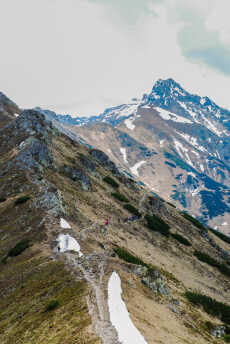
[[123, 204, 141, 217], [111, 192, 129, 203], [185, 291, 230, 324], [209, 227, 230, 245], [182, 212, 206, 230], [114, 246, 147, 267], [14, 195, 31, 205], [194, 250, 230, 277], [0, 197, 6, 203], [171, 233, 191, 246], [224, 335, 230, 342], [103, 176, 119, 188], [8, 239, 30, 257], [45, 299, 60, 312], [145, 214, 170, 237]]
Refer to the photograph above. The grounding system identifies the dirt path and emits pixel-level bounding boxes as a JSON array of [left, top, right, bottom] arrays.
[[65, 252, 121, 344]]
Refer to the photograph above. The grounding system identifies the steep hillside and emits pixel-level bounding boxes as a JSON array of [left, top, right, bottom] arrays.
[[68, 79, 230, 231], [1, 108, 230, 343], [0, 92, 21, 128]]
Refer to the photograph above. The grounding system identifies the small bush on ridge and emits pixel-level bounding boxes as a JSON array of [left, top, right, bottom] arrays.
[[103, 176, 119, 189], [171, 233, 191, 246], [111, 192, 129, 203], [114, 247, 147, 267], [145, 214, 170, 237], [14, 196, 31, 205], [194, 250, 230, 277], [123, 204, 141, 217], [45, 299, 59, 312], [185, 291, 230, 324], [8, 239, 30, 257], [182, 212, 206, 230]]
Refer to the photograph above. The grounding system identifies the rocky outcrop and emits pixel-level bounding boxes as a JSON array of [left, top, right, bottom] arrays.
[[210, 325, 225, 338], [62, 165, 92, 191], [133, 265, 171, 296], [33, 182, 66, 216], [90, 149, 119, 174]]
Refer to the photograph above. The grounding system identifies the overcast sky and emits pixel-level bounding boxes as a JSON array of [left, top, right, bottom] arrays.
[[1, 0, 230, 116]]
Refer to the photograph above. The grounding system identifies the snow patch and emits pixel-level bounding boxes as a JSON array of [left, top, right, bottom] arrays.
[[57, 234, 83, 257], [124, 117, 136, 130], [200, 164, 204, 172], [120, 148, 128, 164], [14, 113, 19, 117], [200, 97, 206, 105], [108, 272, 148, 344], [60, 218, 71, 229], [155, 107, 192, 124], [130, 161, 146, 177]]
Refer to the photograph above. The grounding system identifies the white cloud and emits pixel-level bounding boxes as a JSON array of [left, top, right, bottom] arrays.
[[1, 0, 230, 115]]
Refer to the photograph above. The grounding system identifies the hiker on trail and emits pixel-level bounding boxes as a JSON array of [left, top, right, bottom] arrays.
[[105, 219, 109, 226], [57, 246, 60, 252]]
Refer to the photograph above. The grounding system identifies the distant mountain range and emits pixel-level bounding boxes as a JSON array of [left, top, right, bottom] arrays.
[[41, 78, 230, 232], [3, 78, 230, 231]]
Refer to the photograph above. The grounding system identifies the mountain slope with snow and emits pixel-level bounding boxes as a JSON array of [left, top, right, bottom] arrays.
[[69, 79, 230, 230]]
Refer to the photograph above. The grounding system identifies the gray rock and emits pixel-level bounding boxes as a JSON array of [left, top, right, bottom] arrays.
[[63, 165, 91, 191], [33, 186, 66, 216], [15, 137, 53, 171], [133, 265, 171, 296], [90, 149, 119, 174], [211, 325, 225, 338]]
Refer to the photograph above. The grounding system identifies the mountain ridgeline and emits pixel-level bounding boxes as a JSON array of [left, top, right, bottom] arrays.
[[50, 78, 230, 232], [2, 86, 230, 343]]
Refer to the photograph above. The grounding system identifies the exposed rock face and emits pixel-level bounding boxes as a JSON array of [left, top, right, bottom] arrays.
[[16, 137, 54, 172], [62, 165, 92, 191], [33, 184, 66, 217], [90, 149, 119, 174], [211, 325, 225, 338], [133, 265, 171, 296]]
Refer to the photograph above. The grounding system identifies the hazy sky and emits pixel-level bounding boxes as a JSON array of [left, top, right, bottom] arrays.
[[1, 0, 230, 116]]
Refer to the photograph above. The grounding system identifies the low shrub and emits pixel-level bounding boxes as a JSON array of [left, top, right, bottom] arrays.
[[8, 239, 30, 257], [182, 212, 206, 230], [103, 176, 119, 189], [45, 299, 60, 312], [209, 228, 230, 245], [145, 214, 170, 237], [111, 192, 129, 203], [224, 335, 230, 343], [194, 250, 230, 277], [14, 196, 31, 205], [171, 233, 191, 246], [185, 291, 230, 324], [123, 204, 141, 217], [114, 246, 147, 267]]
